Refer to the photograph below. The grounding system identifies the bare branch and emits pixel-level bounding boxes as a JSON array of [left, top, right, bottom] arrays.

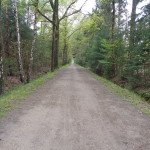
[[59, 0, 88, 22], [35, 0, 54, 24], [41, 1, 50, 10], [59, 1, 77, 21], [37, 9, 53, 24]]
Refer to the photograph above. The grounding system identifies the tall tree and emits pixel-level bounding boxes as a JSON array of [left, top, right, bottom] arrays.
[[27, 6, 37, 83], [111, 0, 116, 76], [36, 0, 87, 71], [111, 0, 115, 42], [14, 0, 25, 83], [129, 0, 141, 57], [0, 0, 4, 94], [5, 4, 13, 76], [62, 18, 69, 65]]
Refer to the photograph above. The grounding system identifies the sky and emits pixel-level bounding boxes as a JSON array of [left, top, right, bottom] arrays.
[[76, 0, 150, 14], [76, 0, 96, 14]]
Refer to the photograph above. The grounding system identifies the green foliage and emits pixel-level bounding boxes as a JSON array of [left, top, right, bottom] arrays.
[[33, 34, 51, 71], [72, 0, 150, 90], [0, 64, 69, 117], [94, 73, 150, 115], [80, 66, 150, 115], [0, 70, 56, 117]]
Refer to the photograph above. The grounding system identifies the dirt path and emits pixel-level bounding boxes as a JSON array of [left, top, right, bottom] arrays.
[[0, 64, 150, 150]]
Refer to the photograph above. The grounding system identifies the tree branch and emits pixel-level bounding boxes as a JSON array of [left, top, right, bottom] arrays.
[[37, 9, 53, 24], [35, 0, 54, 24], [59, 1, 77, 21], [59, 0, 88, 22], [49, 0, 54, 9]]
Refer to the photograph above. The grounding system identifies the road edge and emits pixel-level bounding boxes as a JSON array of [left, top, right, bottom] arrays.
[[78, 64, 150, 115]]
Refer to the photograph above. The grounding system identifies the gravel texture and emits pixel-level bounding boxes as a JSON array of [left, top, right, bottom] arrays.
[[0, 64, 150, 150]]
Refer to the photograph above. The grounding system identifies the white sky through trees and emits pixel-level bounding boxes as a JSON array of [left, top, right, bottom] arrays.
[[76, 0, 150, 14]]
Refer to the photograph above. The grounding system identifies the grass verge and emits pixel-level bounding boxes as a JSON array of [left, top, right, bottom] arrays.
[[80, 66, 150, 115], [0, 65, 69, 118]]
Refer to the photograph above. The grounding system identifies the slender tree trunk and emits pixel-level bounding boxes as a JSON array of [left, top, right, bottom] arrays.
[[5, 6, 13, 76], [62, 19, 68, 65], [51, 23, 55, 72], [27, 9, 37, 83], [55, 22, 59, 68], [129, 0, 138, 58], [0, 39, 4, 95], [111, 0, 116, 77], [111, 0, 115, 43], [27, 4, 30, 26], [14, 0, 25, 83], [118, 0, 122, 33], [40, 21, 43, 35], [63, 40, 68, 65], [0, 0, 4, 94]]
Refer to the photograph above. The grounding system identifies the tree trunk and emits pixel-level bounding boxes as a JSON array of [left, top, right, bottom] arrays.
[[129, 0, 139, 58], [55, 22, 59, 68], [36, 0, 81, 71], [111, 0, 115, 43], [118, 0, 122, 32], [0, 38, 4, 95], [51, 0, 59, 71], [26, 9, 37, 83], [62, 19, 68, 65], [27, 4, 30, 26], [0, 0, 4, 94], [5, 6, 13, 76], [14, 0, 25, 83], [111, 0, 116, 77], [63, 40, 68, 65], [51, 24, 55, 71]]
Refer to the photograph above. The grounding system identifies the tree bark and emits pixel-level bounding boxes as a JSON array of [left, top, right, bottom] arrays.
[[27, 8, 37, 83], [51, 0, 59, 71], [5, 6, 13, 76], [63, 40, 68, 65], [111, 0, 116, 77], [14, 0, 25, 83], [129, 0, 139, 58], [111, 0, 115, 43], [62, 19, 68, 65], [27, 4, 30, 26], [0, 0, 4, 94]]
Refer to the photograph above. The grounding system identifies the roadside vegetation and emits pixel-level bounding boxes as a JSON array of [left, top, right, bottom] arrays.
[[80, 65, 150, 115], [0, 71, 55, 117], [93, 72, 150, 115], [0, 0, 149, 116], [72, 0, 150, 102], [0, 64, 69, 118], [0, 0, 82, 95]]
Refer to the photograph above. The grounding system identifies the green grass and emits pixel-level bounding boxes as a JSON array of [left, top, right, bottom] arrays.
[[137, 89, 150, 101], [80, 66, 150, 115], [58, 64, 70, 70], [0, 65, 69, 118]]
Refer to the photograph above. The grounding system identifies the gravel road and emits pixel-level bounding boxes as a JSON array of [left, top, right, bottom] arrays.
[[0, 64, 150, 150]]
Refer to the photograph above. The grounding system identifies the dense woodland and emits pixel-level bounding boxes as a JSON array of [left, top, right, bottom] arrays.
[[0, 0, 150, 100], [73, 0, 150, 100]]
